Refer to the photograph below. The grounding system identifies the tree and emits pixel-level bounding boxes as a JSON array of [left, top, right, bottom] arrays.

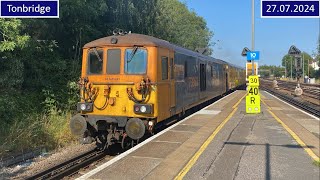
[[260, 65, 284, 78], [154, 0, 213, 54], [0, 19, 29, 52], [0, 19, 30, 89], [282, 52, 312, 78]]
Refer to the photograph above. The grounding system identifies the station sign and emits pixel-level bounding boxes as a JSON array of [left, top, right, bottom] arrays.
[[0, 0, 59, 18], [246, 95, 261, 113], [247, 51, 260, 61], [246, 62, 258, 79], [248, 75, 259, 86], [248, 86, 259, 96]]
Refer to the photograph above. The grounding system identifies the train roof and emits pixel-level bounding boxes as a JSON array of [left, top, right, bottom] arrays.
[[84, 33, 231, 65], [84, 33, 171, 48], [215, 58, 245, 70]]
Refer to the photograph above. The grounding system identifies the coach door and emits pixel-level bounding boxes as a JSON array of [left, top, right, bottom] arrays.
[[169, 50, 176, 115]]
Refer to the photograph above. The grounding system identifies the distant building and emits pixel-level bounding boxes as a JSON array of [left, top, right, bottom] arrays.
[[310, 59, 319, 70]]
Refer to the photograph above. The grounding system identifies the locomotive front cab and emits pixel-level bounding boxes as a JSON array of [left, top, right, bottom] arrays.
[[70, 39, 159, 149]]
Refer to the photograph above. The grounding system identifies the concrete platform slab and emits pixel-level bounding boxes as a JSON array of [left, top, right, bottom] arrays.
[[171, 125, 202, 132], [184, 91, 320, 180], [154, 130, 193, 143], [92, 156, 162, 180], [78, 90, 319, 180], [130, 141, 181, 159]]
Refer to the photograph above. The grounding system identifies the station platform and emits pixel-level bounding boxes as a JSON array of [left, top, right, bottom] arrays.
[[77, 90, 320, 180]]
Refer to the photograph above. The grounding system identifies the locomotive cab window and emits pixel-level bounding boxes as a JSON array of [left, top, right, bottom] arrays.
[[88, 49, 103, 75], [125, 48, 147, 74], [162, 57, 168, 80], [107, 49, 121, 74]]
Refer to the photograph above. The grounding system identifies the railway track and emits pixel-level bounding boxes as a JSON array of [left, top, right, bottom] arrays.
[[261, 79, 320, 104], [260, 80, 320, 118], [26, 148, 110, 180]]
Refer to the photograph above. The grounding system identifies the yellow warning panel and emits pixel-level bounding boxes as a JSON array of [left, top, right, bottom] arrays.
[[246, 62, 258, 78], [248, 75, 259, 86], [246, 94, 261, 114], [247, 86, 259, 95]]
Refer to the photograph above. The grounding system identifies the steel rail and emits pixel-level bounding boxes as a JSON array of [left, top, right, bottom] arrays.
[[26, 149, 108, 180], [261, 87, 320, 118]]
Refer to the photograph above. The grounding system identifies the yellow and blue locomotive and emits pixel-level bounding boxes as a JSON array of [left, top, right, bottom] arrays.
[[70, 32, 245, 149]]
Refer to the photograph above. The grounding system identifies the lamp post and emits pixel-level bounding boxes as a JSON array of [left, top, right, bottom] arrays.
[[291, 56, 293, 80], [308, 58, 309, 77], [302, 53, 304, 80], [285, 59, 287, 78], [251, 0, 255, 75]]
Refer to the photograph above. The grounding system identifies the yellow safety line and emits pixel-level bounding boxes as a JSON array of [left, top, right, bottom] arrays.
[[262, 98, 319, 161], [175, 93, 246, 180], [232, 93, 247, 108], [260, 99, 270, 109], [267, 110, 319, 161]]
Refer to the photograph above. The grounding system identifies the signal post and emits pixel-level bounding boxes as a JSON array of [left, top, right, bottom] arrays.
[[246, 75, 260, 113], [245, 51, 261, 114]]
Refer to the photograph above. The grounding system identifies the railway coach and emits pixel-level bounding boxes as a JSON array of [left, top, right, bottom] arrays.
[[70, 32, 245, 149]]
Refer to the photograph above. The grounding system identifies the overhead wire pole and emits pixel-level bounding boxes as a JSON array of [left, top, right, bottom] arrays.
[[291, 56, 293, 80], [302, 53, 304, 80], [252, 0, 255, 75]]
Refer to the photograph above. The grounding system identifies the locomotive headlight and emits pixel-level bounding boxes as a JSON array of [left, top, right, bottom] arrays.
[[77, 102, 93, 112], [133, 104, 153, 114], [140, 106, 147, 113], [80, 104, 87, 111]]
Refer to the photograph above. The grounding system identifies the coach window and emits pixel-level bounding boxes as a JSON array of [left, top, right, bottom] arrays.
[[88, 49, 103, 75], [170, 58, 174, 79], [107, 49, 121, 74], [125, 48, 147, 74], [162, 57, 169, 80], [184, 61, 188, 78]]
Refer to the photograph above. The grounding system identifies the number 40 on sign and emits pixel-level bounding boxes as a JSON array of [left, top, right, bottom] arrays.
[[246, 75, 261, 114]]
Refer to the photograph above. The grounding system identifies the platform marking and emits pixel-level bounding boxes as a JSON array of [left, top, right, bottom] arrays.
[[261, 98, 319, 161], [76, 91, 242, 180], [197, 109, 221, 115], [175, 93, 246, 180], [263, 91, 319, 121]]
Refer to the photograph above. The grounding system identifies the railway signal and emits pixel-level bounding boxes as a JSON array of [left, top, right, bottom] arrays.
[[246, 75, 261, 114]]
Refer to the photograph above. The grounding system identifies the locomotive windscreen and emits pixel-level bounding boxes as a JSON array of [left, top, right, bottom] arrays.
[[125, 48, 147, 74], [88, 49, 103, 74]]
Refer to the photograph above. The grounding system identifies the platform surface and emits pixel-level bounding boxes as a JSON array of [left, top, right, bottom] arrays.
[[77, 90, 320, 180]]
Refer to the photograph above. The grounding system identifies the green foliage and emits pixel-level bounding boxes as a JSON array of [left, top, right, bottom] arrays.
[[155, 0, 213, 53], [0, 0, 213, 154], [281, 52, 314, 78], [260, 65, 285, 78], [0, 19, 29, 52], [0, 110, 76, 156]]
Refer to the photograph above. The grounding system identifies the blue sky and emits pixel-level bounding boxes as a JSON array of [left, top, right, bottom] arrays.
[[183, 0, 319, 67]]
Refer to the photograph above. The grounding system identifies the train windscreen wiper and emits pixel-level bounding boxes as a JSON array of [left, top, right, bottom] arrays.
[[127, 46, 139, 63], [92, 47, 103, 62]]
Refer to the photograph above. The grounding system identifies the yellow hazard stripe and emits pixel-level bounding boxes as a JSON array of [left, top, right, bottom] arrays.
[[261, 98, 319, 161], [175, 93, 246, 180], [267, 110, 319, 161]]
